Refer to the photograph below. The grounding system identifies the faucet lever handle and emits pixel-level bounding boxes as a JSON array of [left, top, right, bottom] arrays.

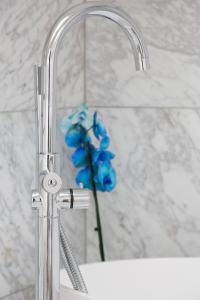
[[57, 188, 90, 210]]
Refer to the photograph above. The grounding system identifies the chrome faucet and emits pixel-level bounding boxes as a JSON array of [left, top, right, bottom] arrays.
[[32, 2, 150, 300]]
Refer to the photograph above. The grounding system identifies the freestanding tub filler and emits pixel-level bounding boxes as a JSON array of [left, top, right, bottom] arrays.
[[32, 2, 150, 300]]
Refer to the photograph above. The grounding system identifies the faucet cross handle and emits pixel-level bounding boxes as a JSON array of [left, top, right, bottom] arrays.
[[32, 172, 90, 211], [42, 172, 90, 210]]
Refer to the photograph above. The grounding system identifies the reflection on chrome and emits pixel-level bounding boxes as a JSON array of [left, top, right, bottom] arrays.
[[32, 2, 150, 300]]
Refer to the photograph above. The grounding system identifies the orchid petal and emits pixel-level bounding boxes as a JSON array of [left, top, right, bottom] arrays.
[[96, 162, 116, 192], [92, 149, 115, 165], [76, 167, 92, 189], [71, 147, 88, 167], [65, 125, 86, 148]]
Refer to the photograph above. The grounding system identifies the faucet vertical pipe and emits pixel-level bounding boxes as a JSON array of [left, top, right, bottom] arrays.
[[34, 2, 150, 300]]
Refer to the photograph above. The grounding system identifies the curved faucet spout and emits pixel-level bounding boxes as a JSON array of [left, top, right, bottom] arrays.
[[39, 1, 150, 154]]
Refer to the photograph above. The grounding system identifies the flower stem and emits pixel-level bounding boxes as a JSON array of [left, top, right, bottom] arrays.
[[86, 142, 105, 262]]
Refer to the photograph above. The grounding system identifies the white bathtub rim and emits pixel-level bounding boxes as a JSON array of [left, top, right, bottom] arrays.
[[60, 285, 94, 300]]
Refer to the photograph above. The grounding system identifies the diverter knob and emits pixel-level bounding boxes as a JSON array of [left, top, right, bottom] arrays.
[[42, 172, 62, 194]]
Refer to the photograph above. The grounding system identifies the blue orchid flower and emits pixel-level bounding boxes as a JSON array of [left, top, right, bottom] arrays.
[[61, 105, 117, 193], [71, 146, 88, 167], [60, 105, 117, 263], [76, 167, 92, 189], [92, 148, 115, 165], [93, 112, 107, 140], [65, 125, 86, 148], [95, 162, 116, 192]]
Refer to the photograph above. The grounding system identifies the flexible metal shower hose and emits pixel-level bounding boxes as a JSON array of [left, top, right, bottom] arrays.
[[59, 222, 88, 294]]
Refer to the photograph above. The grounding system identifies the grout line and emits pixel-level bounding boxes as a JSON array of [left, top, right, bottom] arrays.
[[1, 105, 200, 115], [0, 285, 34, 300], [58, 105, 200, 110], [0, 108, 36, 115], [84, 105, 200, 110]]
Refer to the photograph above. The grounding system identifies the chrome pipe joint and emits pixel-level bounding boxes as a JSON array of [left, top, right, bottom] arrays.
[[32, 2, 149, 300], [32, 172, 89, 212]]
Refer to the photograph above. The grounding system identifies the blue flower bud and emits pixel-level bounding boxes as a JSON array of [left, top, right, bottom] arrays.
[[100, 135, 110, 150], [93, 112, 107, 140], [78, 111, 87, 123]]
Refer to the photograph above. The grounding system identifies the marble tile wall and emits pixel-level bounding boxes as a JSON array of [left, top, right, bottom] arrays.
[[1, 0, 200, 299], [0, 99, 86, 300], [0, 0, 85, 112], [85, 0, 200, 262], [2, 286, 35, 300], [0, 0, 86, 299], [86, 108, 200, 261], [86, 0, 200, 108]]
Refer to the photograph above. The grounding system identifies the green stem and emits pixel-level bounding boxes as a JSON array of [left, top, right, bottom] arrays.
[[86, 142, 105, 261]]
